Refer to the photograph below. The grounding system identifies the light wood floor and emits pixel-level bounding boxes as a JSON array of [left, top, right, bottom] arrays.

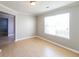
[[0, 37, 79, 57]]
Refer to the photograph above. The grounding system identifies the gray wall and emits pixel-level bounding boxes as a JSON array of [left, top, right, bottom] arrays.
[[16, 14, 36, 40], [8, 15, 15, 37], [0, 4, 36, 41], [36, 3, 79, 51]]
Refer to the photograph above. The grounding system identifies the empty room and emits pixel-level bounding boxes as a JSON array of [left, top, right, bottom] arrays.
[[0, 0, 79, 57]]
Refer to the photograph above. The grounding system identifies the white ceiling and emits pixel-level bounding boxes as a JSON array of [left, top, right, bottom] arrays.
[[0, 1, 76, 15]]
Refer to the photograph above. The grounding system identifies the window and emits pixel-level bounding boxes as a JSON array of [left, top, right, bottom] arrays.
[[44, 13, 70, 39]]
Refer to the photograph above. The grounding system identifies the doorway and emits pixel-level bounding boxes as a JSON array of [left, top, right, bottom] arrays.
[[0, 11, 15, 47]]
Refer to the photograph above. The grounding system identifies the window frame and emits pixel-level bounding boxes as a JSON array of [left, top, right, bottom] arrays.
[[44, 13, 70, 39]]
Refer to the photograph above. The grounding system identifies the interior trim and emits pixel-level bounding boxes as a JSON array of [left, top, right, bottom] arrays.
[[15, 36, 36, 42], [36, 36, 79, 54], [15, 35, 79, 54]]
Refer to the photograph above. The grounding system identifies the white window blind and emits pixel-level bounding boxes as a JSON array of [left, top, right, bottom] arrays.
[[44, 13, 70, 39]]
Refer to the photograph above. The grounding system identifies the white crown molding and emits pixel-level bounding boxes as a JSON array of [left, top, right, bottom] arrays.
[[0, 3, 34, 16], [0, 4, 17, 14]]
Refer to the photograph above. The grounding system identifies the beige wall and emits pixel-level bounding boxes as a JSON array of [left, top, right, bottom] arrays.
[[36, 3, 79, 51]]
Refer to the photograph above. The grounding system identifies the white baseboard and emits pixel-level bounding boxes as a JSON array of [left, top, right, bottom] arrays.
[[15, 36, 36, 42], [36, 36, 79, 54], [15, 35, 79, 54]]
